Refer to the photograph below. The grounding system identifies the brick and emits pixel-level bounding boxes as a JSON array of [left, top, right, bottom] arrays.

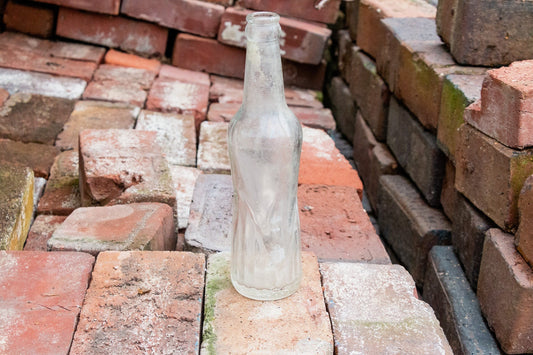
[[57, 8, 168, 56], [300, 126, 363, 194], [387, 97, 445, 206], [326, 76, 357, 143], [0, 32, 97, 81], [55, 100, 139, 151], [0, 88, 8, 106], [3, 0, 55, 37], [0, 165, 33, 250], [345, 0, 359, 40], [238, 0, 342, 24], [378, 175, 451, 286], [169, 166, 203, 230], [159, 64, 211, 85], [356, 0, 435, 62], [320, 261, 452, 354], [32, 177, 47, 216], [0, 93, 74, 145], [344, 46, 389, 141], [282, 58, 326, 90], [201, 252, 333, 353], [440, 159, 459, 220], [465, 60, 533, 149], [48, 203, 175, 254], [336, 29, 353, 81], [197, 121, 231, 174], [79, 129, 176, 210], [423, 246, 500, 355], [24, 215, 67, 251], [353, 111, 398, 211], [517, 175, 533, 265], [70, 251, 205, 354], [121, 0, 224, 37], [136, 110, 197, 167], [0, 139, 59, 178], [185, 174, 233, 253], [437, 73, 485, 161], [0, 68, 86, 100], [0, 251, 94, 354], [104, 49, 161, 73], [477, 229, 533, 354], [299, 184, 390, 263], [437, 0, 533, 66], [37, 151, 80, 216], [218, 7, 331, 65], [455, 123, 533, 231], [35, 0, 119, 14]]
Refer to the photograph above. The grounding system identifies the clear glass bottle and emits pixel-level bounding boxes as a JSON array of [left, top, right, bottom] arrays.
[[228, 12, 303, 301]]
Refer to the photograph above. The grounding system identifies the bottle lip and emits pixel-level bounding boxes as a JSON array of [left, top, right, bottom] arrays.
[[246, 12, 280, 26]]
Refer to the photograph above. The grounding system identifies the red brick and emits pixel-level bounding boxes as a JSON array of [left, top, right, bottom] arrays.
[[38, 0, 119, 14], [159, 64, 210, 86], [79, 129, 176, 210], [57, 7, 168, 56], [0, 139, 59, 178], [3, 0, 55, 38], [24, 215, 67, 251], [218, 7, 331, 65], [345, 0, 359, 40], [0, 88, 8, 106], [70, 251, 205, 354], [121, 0, 224, 37], [282, 58, 326, 90], [465, 60, 533, 149], [0, 251, 94, 355], [37, 151, 80, 216], [48, 203, 176, 254], [517, 175, 533, 265], [455, 124, 533, 232], [0, 93, 75, 145], [299, 184, 390, 263], [239, 0, 342, 24], [104, 49, 161, 73], [477, 229, 533, 354]]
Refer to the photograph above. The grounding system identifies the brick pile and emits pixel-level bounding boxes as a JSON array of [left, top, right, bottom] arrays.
[[333, 0, 533, 353]]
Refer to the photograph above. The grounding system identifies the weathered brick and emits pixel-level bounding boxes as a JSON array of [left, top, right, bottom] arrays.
[[299, 184, 390, 263], [0, 139, 59, 178], [345, 0, 359, 40], [48, 203, 175, 254], [455, 123, 533, 232], [477, 229, 533, 354], [320, 261, 452, 354], [79, 129, 175, 210], [0, 89, 9, 106], [344, 45, 389, 141], [32, 177, 47, 217], [57, 7, 168, 56], [387, 97, 445, 206], [70, 251, 205, 354], [238, 0, 341, 24], [0, 251, 94, 354], [353, 111, 398, 211], [326, 76, 357, 143], [517, 175, 533, 265], [169, 166, 203, 230], [24, 215, 67, 251], [0, 165, 33, 250], [37, 151, 80, 216], [336, 29, 353, 81], [55, 100, 139, 151], [440, 159, 459, 221], [0, 93, 74, 145], [437, 73, 485, 161], [136, 110, 197, 167], [282, 58, 326, 90], [159, 64, 211, 86], [35, 0, 119, 14], [197, 121, 230, 174], [218, 7, 331, 65], [121, 0, 224, 37], [437, 0, 533, 66], [3, 0, 55, 37], [0, 68, 86, 100], [201, 252, 333, 353], [465, 60, 533, 149], [423, 246, 500, 355], [104, 49, 161, 73], [378, 175, 451, 286]]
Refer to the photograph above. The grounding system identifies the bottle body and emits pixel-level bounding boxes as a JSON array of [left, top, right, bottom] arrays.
[[228, 12, 302, 300]]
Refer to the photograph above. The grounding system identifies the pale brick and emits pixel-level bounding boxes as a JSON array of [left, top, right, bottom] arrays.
[[239, 0, 341, 24], [169, 166, 203, 230], [201, 252, 333, 354], [320, 261, 452, 354], [517, 175, 533, 265], [70, 251, 205, 354], [0, 139, 59, 178], [24, 215, 67, 251], [197, 121, 230, 174]]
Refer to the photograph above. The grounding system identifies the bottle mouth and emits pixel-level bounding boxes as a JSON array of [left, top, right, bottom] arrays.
[[245, 12, 281, 42], [246, 12, 280, 26]]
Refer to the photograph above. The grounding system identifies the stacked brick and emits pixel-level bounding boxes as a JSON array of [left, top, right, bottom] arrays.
[[331, 0, 533, 353]]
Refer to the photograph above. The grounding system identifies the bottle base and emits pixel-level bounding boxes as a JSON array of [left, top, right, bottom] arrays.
[[231, 275, 301, 301]]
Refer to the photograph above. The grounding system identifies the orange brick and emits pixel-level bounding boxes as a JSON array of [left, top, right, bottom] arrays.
[[104, 49, 161, 73]]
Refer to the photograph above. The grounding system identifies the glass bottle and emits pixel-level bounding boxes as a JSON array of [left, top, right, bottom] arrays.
[[228, 12, 303, 301]]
